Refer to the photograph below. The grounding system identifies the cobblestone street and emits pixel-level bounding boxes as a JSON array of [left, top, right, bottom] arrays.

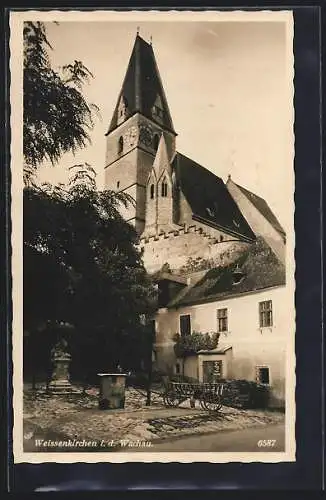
[[23, 386, 285, 452]]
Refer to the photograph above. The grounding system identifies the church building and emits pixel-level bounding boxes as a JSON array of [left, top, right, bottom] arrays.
[[104, 34, 259, 273], [105, 34, 287, 408]]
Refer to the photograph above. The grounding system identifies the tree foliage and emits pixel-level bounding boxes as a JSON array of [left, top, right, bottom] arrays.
[[23, 21, 99, 180], [172, 331, 220, 359], [22, 23, 156, 381], [24, 176, 157, 379]]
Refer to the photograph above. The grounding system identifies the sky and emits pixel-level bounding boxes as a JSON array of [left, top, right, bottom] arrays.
[[35, 15, 293, 229]]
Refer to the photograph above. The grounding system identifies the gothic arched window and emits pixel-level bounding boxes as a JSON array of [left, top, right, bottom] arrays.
[[153, 134, 160, 151], [118, 136, 124, 154], [150, 184, 155, 199], [161, 178, 168, 197]]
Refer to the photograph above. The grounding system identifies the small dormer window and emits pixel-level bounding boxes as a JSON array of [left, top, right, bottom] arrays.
[[232, 264, 245, 285], [161, 178, 168, 197], [118, 136, 124, 154], [150, 184, 155, 199]]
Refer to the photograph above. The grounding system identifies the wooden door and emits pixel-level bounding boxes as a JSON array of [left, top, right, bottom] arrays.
[[203, 360, 223, 382]]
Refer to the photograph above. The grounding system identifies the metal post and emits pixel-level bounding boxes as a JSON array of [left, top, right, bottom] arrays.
[[146, 320, 155, 406]]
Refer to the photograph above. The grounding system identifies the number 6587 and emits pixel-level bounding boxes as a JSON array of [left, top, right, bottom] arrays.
[[257, 439, 276, 447]]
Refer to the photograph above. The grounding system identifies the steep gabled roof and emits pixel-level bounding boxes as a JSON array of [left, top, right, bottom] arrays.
[[172, 152, 256, 242], [107, 35, 176, 134], [235, 183, 286, 241], [167, 237, 286, 308]]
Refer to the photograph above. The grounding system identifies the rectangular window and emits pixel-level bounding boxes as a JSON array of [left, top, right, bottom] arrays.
[[217, 308, 228, 332], [180, 314, 191, 336], [256, 366, 270, 385], [259, 300, 273, 327]]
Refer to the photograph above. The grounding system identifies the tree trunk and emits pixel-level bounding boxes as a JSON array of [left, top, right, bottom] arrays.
[[46, 357, 52, 393], [32, 371, 36, 391], [29, 334, 37, 390], [146, 341, 153, 406], [82, 372, 87, 396], [46, 371, 51, 393], [146, 366, 152, 406]]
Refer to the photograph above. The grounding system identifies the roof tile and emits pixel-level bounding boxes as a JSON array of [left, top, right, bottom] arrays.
[[235, 182, 286, 240], [173, 152, 256, 241], [167, 237, 286, 308]]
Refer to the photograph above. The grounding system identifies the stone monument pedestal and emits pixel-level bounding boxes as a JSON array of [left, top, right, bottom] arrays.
[[48, 351, 75, 394], [98, 373, 127, 410]]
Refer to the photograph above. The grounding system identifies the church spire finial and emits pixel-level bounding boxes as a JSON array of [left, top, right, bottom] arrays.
[[106, 28, 176, 135], [150, 35, 153, 45]]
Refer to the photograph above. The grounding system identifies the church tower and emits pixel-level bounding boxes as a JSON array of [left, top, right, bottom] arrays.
[[104, 34, 177, 235]]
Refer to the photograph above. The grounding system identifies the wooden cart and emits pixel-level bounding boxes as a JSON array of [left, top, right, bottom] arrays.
[[162, 381, 224, 412]]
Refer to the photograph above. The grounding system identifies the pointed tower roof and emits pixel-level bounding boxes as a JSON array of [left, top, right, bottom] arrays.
[[152, 134, 171, 180], [106, 35, 176, 135]]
